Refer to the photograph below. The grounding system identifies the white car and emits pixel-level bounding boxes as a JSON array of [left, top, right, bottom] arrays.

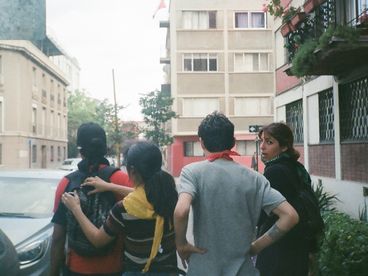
[[59, 158, 82, 171], [0, 170, 67, 276]]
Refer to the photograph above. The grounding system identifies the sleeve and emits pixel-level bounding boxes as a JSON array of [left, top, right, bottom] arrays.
[[51, 177, 70, 226], [260, 177, 286, 215], [53, 177, 70, 212], [177, 166, 197, 200], [110, 170, 132, 188], [103, 202, 126, 237]]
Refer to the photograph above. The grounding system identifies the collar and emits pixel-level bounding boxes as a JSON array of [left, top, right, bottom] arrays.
[[207, 150, 240, 162]]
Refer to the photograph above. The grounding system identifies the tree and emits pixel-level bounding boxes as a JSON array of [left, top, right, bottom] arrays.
[[67, 90, 126, 159], [67, 90, 98, 157], [139, 89, 176, 148]]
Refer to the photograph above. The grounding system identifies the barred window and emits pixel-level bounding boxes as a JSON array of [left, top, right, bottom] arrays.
[[286, 99, 304, 144], [319, 88, 334, 142], [340, 76, 368, 141]]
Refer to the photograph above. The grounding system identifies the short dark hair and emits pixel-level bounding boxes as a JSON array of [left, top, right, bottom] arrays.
[[76, 122, 107, 158], [197, 111, 235, 152]]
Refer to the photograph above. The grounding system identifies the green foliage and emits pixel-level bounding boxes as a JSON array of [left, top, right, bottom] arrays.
[[290, 39, 318, 77], [312, 181, 339, 212], [359, 201, 368, 222], [67, 90, 99, 157], [290, 25, 361, 77], [139, 89, 176, 148], [67, 90, 127, 159], [318, 212, 368, 275]]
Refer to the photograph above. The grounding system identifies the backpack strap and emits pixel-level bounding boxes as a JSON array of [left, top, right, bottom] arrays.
[[65, 171, 88, 192], [97, 166, 120, 182]]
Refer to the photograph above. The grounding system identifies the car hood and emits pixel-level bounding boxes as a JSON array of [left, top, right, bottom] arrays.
[[0, 217, 52, 246]]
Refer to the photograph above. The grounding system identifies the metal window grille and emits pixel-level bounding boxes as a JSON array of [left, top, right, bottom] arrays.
[[319, 88, 335, 142], [286, 99, 304, 144], [340, 76, 368, 141]]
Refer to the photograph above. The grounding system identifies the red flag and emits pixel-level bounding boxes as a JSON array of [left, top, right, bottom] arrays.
[[152, 0, 166, 18]]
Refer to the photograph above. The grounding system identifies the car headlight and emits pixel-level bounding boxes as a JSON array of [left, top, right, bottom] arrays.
[[16, 226, 52, 268]]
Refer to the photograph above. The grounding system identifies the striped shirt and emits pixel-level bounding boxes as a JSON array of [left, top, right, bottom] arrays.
[[103, 202, 178, 273]]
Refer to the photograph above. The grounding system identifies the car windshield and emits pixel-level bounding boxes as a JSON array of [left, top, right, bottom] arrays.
[[0, 177, 58, 218]]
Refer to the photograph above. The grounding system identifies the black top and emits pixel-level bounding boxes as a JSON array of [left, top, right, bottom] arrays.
[[256, 156, 309, 276]]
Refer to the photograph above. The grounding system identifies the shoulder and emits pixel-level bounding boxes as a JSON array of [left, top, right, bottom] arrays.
[[110, 169, 131, 187]]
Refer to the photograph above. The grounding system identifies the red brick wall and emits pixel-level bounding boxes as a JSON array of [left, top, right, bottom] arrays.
[[276, 65, 301, 94], [308, 144, 336, 177], [295, 145, 305, 164], [341, 143, 368, 183]]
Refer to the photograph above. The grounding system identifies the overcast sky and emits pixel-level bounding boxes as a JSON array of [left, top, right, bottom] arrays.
[[46, 0, 169, 121]]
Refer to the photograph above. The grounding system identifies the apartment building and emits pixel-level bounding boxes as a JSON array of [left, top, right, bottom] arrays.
[[162, 0, 275, 176], [0, 40, 68, 169], [272, 0, 368, 217]]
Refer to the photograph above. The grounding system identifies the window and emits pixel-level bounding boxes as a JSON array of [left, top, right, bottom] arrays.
[[32, 145, 37, 163], [50, 145, 54, 162], [234, 97, 272, 116], [50, 110, 54, 136], [319, 88, 334, 142], [235, 12, 265, 28], [32, 67, 37, 87], [57, 113, 61, 137], [0, 55, 3, 75], [42, 107, 46, 136], [57, 146, 61, 161], [183, 53, 217, 72], [0, 144, 2, 164], [184, 141, 203, 156], [286, 100, 304, 144], [0, 99, 3, 132], [182, 98, 219, 117], [234, 53, 270, 72], [340, 76, 368, 141], [32, 106, 37, 134], [182, 11, 216, 29], [236, 140, 256, 156], [63, 146, 66, 160]]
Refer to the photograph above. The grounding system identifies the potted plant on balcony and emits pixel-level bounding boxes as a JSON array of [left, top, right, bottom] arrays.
[[303, 0, 327, 14]]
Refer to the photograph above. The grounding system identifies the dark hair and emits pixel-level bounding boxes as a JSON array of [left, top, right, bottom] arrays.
[[258, 122, 300, 161], [76, 122, 108, 173], [198, 111, 235, 152], [126, 141, 178, 221]]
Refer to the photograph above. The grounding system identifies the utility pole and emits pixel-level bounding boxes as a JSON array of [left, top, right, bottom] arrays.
[[112, 69, 121, 167]]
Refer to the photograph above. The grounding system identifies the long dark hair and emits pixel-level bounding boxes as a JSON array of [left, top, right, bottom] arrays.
[[258, 122, 300, 161], [126, 141, 178, 221]]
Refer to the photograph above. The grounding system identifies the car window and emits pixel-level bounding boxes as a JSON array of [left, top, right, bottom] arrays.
[[62, 160, 73, 165], [0, 177, 58, 218]]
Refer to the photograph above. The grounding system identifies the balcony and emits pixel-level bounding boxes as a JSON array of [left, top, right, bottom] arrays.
[[283, 0, 368, 78]]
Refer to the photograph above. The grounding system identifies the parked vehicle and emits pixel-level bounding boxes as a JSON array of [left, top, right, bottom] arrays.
[[0, 170, 67, 276], [59, 158, 82, 171]]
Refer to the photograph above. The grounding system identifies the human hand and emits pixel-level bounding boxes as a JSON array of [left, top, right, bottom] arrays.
[[82, 176, 110, 195], [62, 192, 81, 213], [176, 242, 207, 269]]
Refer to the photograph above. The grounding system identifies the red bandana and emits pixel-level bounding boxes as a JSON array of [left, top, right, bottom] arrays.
[[207, 150, 240, 162]]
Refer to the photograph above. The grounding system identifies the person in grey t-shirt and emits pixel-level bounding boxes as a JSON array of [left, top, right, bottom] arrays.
[[174, 112, 299, 276]]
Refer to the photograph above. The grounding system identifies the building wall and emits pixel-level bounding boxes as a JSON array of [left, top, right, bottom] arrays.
[[272, 0, 368, 218], [0, 40, 68, 169], [166, 0, 275, 176]]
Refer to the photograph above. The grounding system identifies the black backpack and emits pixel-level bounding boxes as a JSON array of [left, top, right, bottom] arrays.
[[292, 163, 325, 252], [65, 166, 119, 256]]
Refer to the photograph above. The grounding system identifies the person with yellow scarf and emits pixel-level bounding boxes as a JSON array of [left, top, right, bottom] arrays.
[[62, 141, 181, 275]]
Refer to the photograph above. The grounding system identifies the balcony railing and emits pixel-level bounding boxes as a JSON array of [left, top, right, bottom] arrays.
[[284, 0, 368, 78]]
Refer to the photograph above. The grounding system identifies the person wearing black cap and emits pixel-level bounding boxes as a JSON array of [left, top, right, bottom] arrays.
[[50, 122, 132, 276]]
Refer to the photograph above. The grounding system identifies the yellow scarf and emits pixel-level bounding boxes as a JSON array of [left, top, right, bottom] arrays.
[[122, 186, 164, 272]]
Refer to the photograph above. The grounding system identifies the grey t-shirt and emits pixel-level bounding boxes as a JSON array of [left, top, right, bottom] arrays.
[[178, 159, 285, 276]]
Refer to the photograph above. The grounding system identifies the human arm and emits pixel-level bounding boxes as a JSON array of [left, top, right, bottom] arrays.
[[82, 176, 133, 197], [174, 193, 206, 269], [49, 224, 66, 276], [61, 192, 115, 248], [250, 201, 299, 256]]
